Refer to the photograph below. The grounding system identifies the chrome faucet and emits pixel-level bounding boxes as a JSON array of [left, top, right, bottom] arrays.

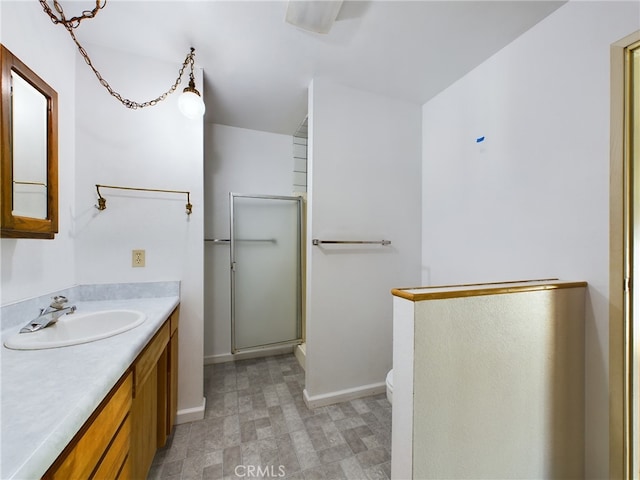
[[19, 296, 77, 333]]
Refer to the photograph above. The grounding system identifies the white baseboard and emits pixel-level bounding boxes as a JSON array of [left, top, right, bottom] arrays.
[[204, 345, 295, 365], [294, 343, 306, 371], [303, 382, 386, 409], [204, 353, 233, 365], [175, 397, 206, 424]]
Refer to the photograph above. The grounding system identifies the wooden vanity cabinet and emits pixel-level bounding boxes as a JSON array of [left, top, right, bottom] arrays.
[[42, 307, 179, 480]]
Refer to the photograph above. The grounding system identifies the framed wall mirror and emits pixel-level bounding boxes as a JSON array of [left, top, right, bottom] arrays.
[[1, 44, 58, 239]]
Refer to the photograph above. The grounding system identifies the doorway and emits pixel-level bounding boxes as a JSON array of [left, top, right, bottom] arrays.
[[632, 39, 640, 477], [610, 31, 640, 479]]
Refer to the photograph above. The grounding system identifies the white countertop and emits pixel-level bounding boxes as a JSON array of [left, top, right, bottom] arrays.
[[1, 295, 180, 480]]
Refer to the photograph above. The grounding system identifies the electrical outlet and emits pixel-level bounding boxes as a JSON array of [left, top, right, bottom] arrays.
[[132, 249, 145, 267]]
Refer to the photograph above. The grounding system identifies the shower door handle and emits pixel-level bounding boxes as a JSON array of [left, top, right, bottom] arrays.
[[231, 262, 237, 272]]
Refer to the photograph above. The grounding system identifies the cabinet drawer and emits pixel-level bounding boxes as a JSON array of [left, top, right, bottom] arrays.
[[116, 456, 131, 480], [134, 322, 169, 396], [91, 415, 130, 480], [45, 372, 132, 480]]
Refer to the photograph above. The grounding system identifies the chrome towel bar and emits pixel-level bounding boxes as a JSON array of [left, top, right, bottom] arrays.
[[205, 238, 277, 243], [312, 239, 391, 246]]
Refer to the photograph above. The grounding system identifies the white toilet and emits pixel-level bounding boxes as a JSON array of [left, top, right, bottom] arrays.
[[386, 369, 393, 405]]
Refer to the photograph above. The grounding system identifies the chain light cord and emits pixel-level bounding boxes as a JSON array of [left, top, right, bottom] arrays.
[[39, 0, 196, 110]]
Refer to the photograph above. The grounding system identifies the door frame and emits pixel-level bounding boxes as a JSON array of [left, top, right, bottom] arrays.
[[610, 30, 640, 480], [229, 192, 304, 354]]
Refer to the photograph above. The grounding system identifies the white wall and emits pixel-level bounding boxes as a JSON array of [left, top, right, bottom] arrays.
[[1, 0, 204, 422], [305, 78, 422, 405], [72, 44, 205, 417], [203, 124, 294, 362], [421, 2, 640, 476], [0, 2, 76, 304]]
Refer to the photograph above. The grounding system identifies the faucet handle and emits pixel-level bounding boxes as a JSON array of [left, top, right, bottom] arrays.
[[50, 296, 68, 308]]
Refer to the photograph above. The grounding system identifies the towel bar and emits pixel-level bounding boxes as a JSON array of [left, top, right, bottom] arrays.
[[312, 239, 391, 246]]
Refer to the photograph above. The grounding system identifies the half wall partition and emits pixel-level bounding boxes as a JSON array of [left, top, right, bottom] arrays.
[[391, 279, 587, 479]]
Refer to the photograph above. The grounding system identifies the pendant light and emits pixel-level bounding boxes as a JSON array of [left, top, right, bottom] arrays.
[[178, 50, 206, 119], [41, 1, 205, 118]]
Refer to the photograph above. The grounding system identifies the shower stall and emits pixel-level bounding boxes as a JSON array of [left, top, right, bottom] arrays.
[[229, 193, 303, 353]]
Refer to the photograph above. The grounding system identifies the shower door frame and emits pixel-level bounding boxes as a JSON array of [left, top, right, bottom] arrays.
[[229, 192, 304, 354]]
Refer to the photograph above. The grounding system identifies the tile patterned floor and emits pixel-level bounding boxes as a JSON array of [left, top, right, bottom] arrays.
[[148, 354, 392, 480]]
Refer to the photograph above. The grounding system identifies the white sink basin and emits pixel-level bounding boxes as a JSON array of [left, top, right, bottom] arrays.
[[3, 309, 146, 350]]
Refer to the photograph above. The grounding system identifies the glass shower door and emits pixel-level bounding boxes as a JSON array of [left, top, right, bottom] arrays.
[[230, 193, 303, 353]]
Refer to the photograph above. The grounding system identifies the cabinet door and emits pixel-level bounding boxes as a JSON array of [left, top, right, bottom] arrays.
[[169, 311, 179, 434], [157, 347, 169, 448], [131, 363, 158, 480], [157, 308, 179, 447]]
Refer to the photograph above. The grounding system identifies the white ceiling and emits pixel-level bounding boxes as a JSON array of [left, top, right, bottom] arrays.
[[63, 0, 566, 135]]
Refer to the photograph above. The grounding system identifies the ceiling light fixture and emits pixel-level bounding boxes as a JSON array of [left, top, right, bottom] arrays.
[[39, 0, 205, 118], [285, 0, 344, 34], [178, 49, 206, 119]]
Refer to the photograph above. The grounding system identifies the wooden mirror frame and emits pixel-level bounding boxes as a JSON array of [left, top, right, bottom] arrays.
[[1, 44, 58, 239]]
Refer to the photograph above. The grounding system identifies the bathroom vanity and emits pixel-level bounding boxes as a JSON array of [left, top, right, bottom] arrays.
[[1, 283, 180, 480]]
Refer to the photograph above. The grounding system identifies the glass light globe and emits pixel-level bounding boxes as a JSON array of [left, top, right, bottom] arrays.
[[179, 87, 205, 119]]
